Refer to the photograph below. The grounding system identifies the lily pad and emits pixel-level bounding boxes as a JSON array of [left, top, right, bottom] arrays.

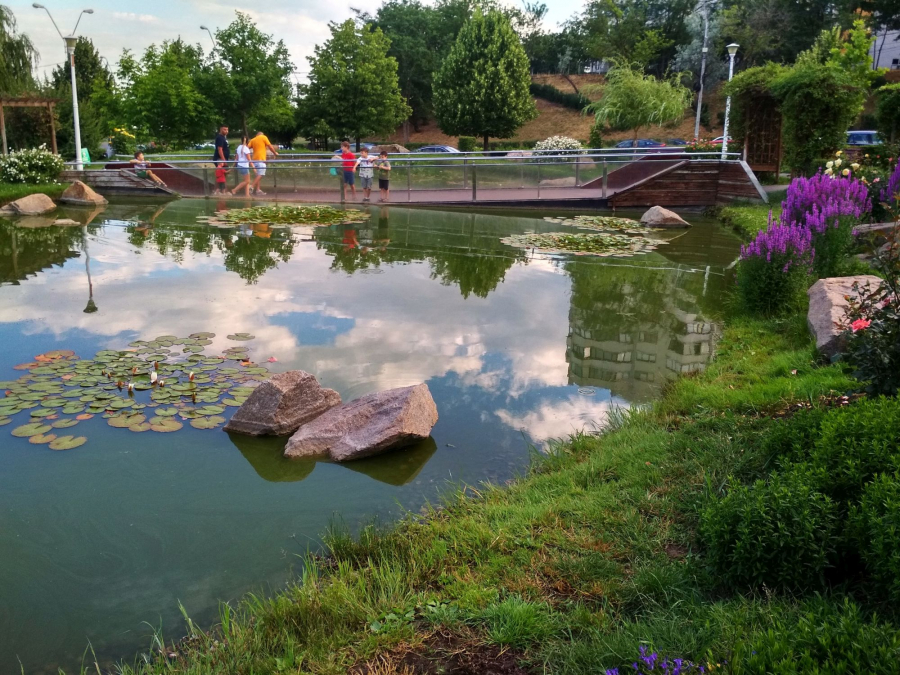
[[49, 435, 87, 450], [190, 415, 226, 429], [29, 408, 56, 418], [129, 422, 151, 432], [12, 422, 52, 437], [108, 413, 146, 429], [190, 332, 216, 339], [75, 413, 94, 421], [0, 416, 11, 426], [154, 406, 179, 417], [29, 433, 57, 445], [149, 418, 182, 433], [226, 333, 256, 341], [62, 404, 85, 415], [51, 418, 79, 429], [196, 405, 225, 415]]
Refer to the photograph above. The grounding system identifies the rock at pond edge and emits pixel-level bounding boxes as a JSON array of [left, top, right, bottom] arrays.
[[807, 275, 882, 359], [640, 205, 691, 228], [223, 370, 341, 436], [4, 193, 57, 216], [60, 180, 109, 206], [284, 383, 438, 462]]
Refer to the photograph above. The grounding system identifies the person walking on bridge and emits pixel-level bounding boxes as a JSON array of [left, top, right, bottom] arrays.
[[248, 131, 279, 197]]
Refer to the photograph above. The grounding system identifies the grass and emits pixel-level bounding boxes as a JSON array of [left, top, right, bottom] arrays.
[[718, 199, 783, 239], [0, 182, 65, 207]]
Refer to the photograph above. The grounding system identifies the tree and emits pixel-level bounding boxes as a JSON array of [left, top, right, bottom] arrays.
[[674, 6, 727, 91], [876, 84, 900, 144], [587, 61, 692, 144], [118, 40, 215, 148], [300, 19, 410, 149], [433, 10, 537, 150], [209, 12, 294, 137], [0, 4, 36, 94]]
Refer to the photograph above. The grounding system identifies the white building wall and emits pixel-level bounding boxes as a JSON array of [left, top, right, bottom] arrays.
[[872, 30, 900, 71]]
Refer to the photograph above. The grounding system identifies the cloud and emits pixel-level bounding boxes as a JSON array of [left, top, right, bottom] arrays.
[[495, 394, 627, 446], [112, 12, 158, 23]]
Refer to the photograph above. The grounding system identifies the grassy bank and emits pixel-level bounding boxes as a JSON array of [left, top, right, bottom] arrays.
[[718, 200, 781, 239], [0, 182, 65, 207], [94, 210, 894, 674]]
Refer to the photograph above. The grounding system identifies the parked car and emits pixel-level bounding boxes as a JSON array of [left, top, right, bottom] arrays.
[[194, 142, 215, 150], [710, 136, 734, 145], [667, 138, 688, 146], [846, 130, 882, 146], [412, 145, 460, 153], [614, 139, 667, 148]]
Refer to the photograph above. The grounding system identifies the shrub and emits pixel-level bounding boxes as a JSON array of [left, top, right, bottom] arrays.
[[700, 467, 837, 591], [110, 127, 137, 157], [736, 214, 813, 315], [759, 407, 826, 465], [534, 135, 583, 157], [588, 123, 603, 149], [844, 218, 900, 395], [851, 474, 900, 603], [529, 82, 589, 111], [0, 145, 64, 184], [876, 83, 900, 145], [731, 598, 900, 675], [808, 397, 900, 502], [457, 136, 476, 152]]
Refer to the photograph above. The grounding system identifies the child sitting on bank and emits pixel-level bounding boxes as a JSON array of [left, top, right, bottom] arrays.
[[130, 152, 167, 187]]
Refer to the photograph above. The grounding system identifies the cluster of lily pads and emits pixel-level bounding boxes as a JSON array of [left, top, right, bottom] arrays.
[[0, 332, 268, 450], [198, 205, 370, 228], [543, 215, 646, 234], [502, 231, 668, 257]]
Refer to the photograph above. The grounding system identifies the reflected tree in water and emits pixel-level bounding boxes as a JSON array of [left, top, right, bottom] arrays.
[[0, 222, 91, 285]]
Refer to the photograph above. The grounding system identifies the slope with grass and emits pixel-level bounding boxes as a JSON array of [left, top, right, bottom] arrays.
[[0, 182, 65, 207]]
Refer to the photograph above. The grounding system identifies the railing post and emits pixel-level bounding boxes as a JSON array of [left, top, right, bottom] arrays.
[[203, 167, 209, 198], [602, 160, 608, 199], [537, 162, 541, 199], [463, 158, 468, 189], [472, 162, 477, 202], [273, 165, 278, 202], [407, 161, 411, 203], [340, 170, 345, 204], [575, 156, 580, 187]]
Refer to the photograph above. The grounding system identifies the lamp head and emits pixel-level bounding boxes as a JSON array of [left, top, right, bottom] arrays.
[[32, 3, 45, 8], [200, 25, 209, 30], [727, 43, 739, 57], [84, 9, 94, 13]]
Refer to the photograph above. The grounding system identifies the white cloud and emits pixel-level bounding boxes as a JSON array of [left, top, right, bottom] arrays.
[[495, 394, 628, 446], [112, 12, 158, 23]]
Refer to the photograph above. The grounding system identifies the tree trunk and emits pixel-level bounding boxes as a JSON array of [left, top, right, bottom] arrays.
[[562, 73, 580, 94], [355, 136, 360, 152], [483, 134, 489, 151], [242, 113, 248, 140], [403, 119, 410, 144]]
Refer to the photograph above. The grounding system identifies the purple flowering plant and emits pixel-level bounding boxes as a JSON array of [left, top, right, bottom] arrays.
[[604, 645, 712, 675]]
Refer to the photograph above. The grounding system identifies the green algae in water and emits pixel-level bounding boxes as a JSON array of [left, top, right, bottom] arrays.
[[203, 204, 370, 227], [501, 231, 665, 257]]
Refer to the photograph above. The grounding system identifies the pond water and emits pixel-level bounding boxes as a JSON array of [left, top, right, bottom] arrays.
[[0, 199, 740, 673]]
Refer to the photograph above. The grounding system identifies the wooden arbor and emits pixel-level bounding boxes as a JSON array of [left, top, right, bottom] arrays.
[[742, 94, 782, 176], [0, 96, 61, 155]]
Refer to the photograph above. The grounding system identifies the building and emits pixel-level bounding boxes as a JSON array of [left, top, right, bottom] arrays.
[[872, 30, 900, 71]]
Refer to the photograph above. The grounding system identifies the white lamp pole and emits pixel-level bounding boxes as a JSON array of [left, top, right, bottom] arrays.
[[32, 5, 94, 170], [721, 43, 739, 160], [693, 0, 712, 141], [200, 26, 216, 49]]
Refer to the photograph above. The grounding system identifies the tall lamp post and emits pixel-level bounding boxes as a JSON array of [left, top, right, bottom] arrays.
[[720, 43, 739, 161], [200, 25, 216, 49], [693, 0, 713, 141], [33, 4, 94, 170]]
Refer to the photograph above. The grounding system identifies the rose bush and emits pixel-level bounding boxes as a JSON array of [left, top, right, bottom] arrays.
[[0, 145, 64, 184]]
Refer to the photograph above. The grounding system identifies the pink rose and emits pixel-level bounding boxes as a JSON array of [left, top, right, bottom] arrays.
[[851, 318, 871, 332]]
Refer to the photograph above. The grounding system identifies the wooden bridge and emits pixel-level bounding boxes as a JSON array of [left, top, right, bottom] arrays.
[[61, 155, 768, 209]]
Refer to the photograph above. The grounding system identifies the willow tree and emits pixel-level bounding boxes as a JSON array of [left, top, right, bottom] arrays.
[[432, 10, 537, 151], [0, 5, 37, 93], [587, 62, 692, 145]]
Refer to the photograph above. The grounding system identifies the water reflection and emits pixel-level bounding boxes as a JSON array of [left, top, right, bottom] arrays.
[[232, 433, 438, 485]]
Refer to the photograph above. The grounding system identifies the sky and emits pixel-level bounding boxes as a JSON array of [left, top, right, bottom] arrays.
[[9, 0, 586, 83]]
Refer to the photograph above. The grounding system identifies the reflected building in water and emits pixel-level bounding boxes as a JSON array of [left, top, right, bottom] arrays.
[[564, 261, 721, 403]]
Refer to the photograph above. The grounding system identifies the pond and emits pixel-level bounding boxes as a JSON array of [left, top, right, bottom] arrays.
[[0, 199, 740, 674]]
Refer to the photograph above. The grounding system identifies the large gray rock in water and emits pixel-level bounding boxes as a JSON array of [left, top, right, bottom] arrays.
[[60, 180, 108, 206], [223, 370, 341, 436], [640, 205, 691, 228], [5, 193, 57, 216], [807, 275, 882, 358], [285, 383, 438, 462]]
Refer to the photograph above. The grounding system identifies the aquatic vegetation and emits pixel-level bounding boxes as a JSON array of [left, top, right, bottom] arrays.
[[501, 231, 667, 257], [1, 335, 270, 450], [543, 214, 644, 234], [200, 205, 370, 228]]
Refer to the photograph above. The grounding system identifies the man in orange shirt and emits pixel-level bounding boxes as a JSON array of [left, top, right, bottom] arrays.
[[247, 131, 279, 196]]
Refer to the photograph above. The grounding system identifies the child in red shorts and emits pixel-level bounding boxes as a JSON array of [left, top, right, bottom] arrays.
[[214, 163, 228, 195]]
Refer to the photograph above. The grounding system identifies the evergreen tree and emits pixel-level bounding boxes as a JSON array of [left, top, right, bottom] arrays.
[[300, 19, 410, 148], [432, 10, 537, 150]]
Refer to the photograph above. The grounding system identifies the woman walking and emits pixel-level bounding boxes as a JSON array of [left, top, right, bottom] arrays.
[[230, 136, 255, 198]]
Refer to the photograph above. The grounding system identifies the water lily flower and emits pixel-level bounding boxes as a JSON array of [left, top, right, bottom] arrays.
[[267, 357, 278, 362], [851, 318, 871, 332]]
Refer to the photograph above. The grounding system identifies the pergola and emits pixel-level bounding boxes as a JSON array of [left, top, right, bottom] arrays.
[[0, 96, 61, 155]]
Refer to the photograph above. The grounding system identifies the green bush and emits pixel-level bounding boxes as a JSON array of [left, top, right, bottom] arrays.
[[0, 146, 64, 184], [458, 136, 476, 152], [731, 598, 900, 675], [852, 474, 900, 603], [588, 123, 603, 149], [529, 82, 589, 111], [809, 397, 900, 503], [760, 407, 826, 465], [700, 467, 837, 591]]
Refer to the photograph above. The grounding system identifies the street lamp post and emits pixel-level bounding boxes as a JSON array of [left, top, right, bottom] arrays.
[[200, 25, 216, 49], [721, 42, 739, 161], [33, 4, 94, 170], [693, 0, 712, 141]]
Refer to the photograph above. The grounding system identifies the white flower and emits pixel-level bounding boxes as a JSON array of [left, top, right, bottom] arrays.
[[826, 161, 834, 169], [842, 168, 850, 176], [824, 168, 834, 176], [851, 163, 860, 170], [834, 159, 842, 167]]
